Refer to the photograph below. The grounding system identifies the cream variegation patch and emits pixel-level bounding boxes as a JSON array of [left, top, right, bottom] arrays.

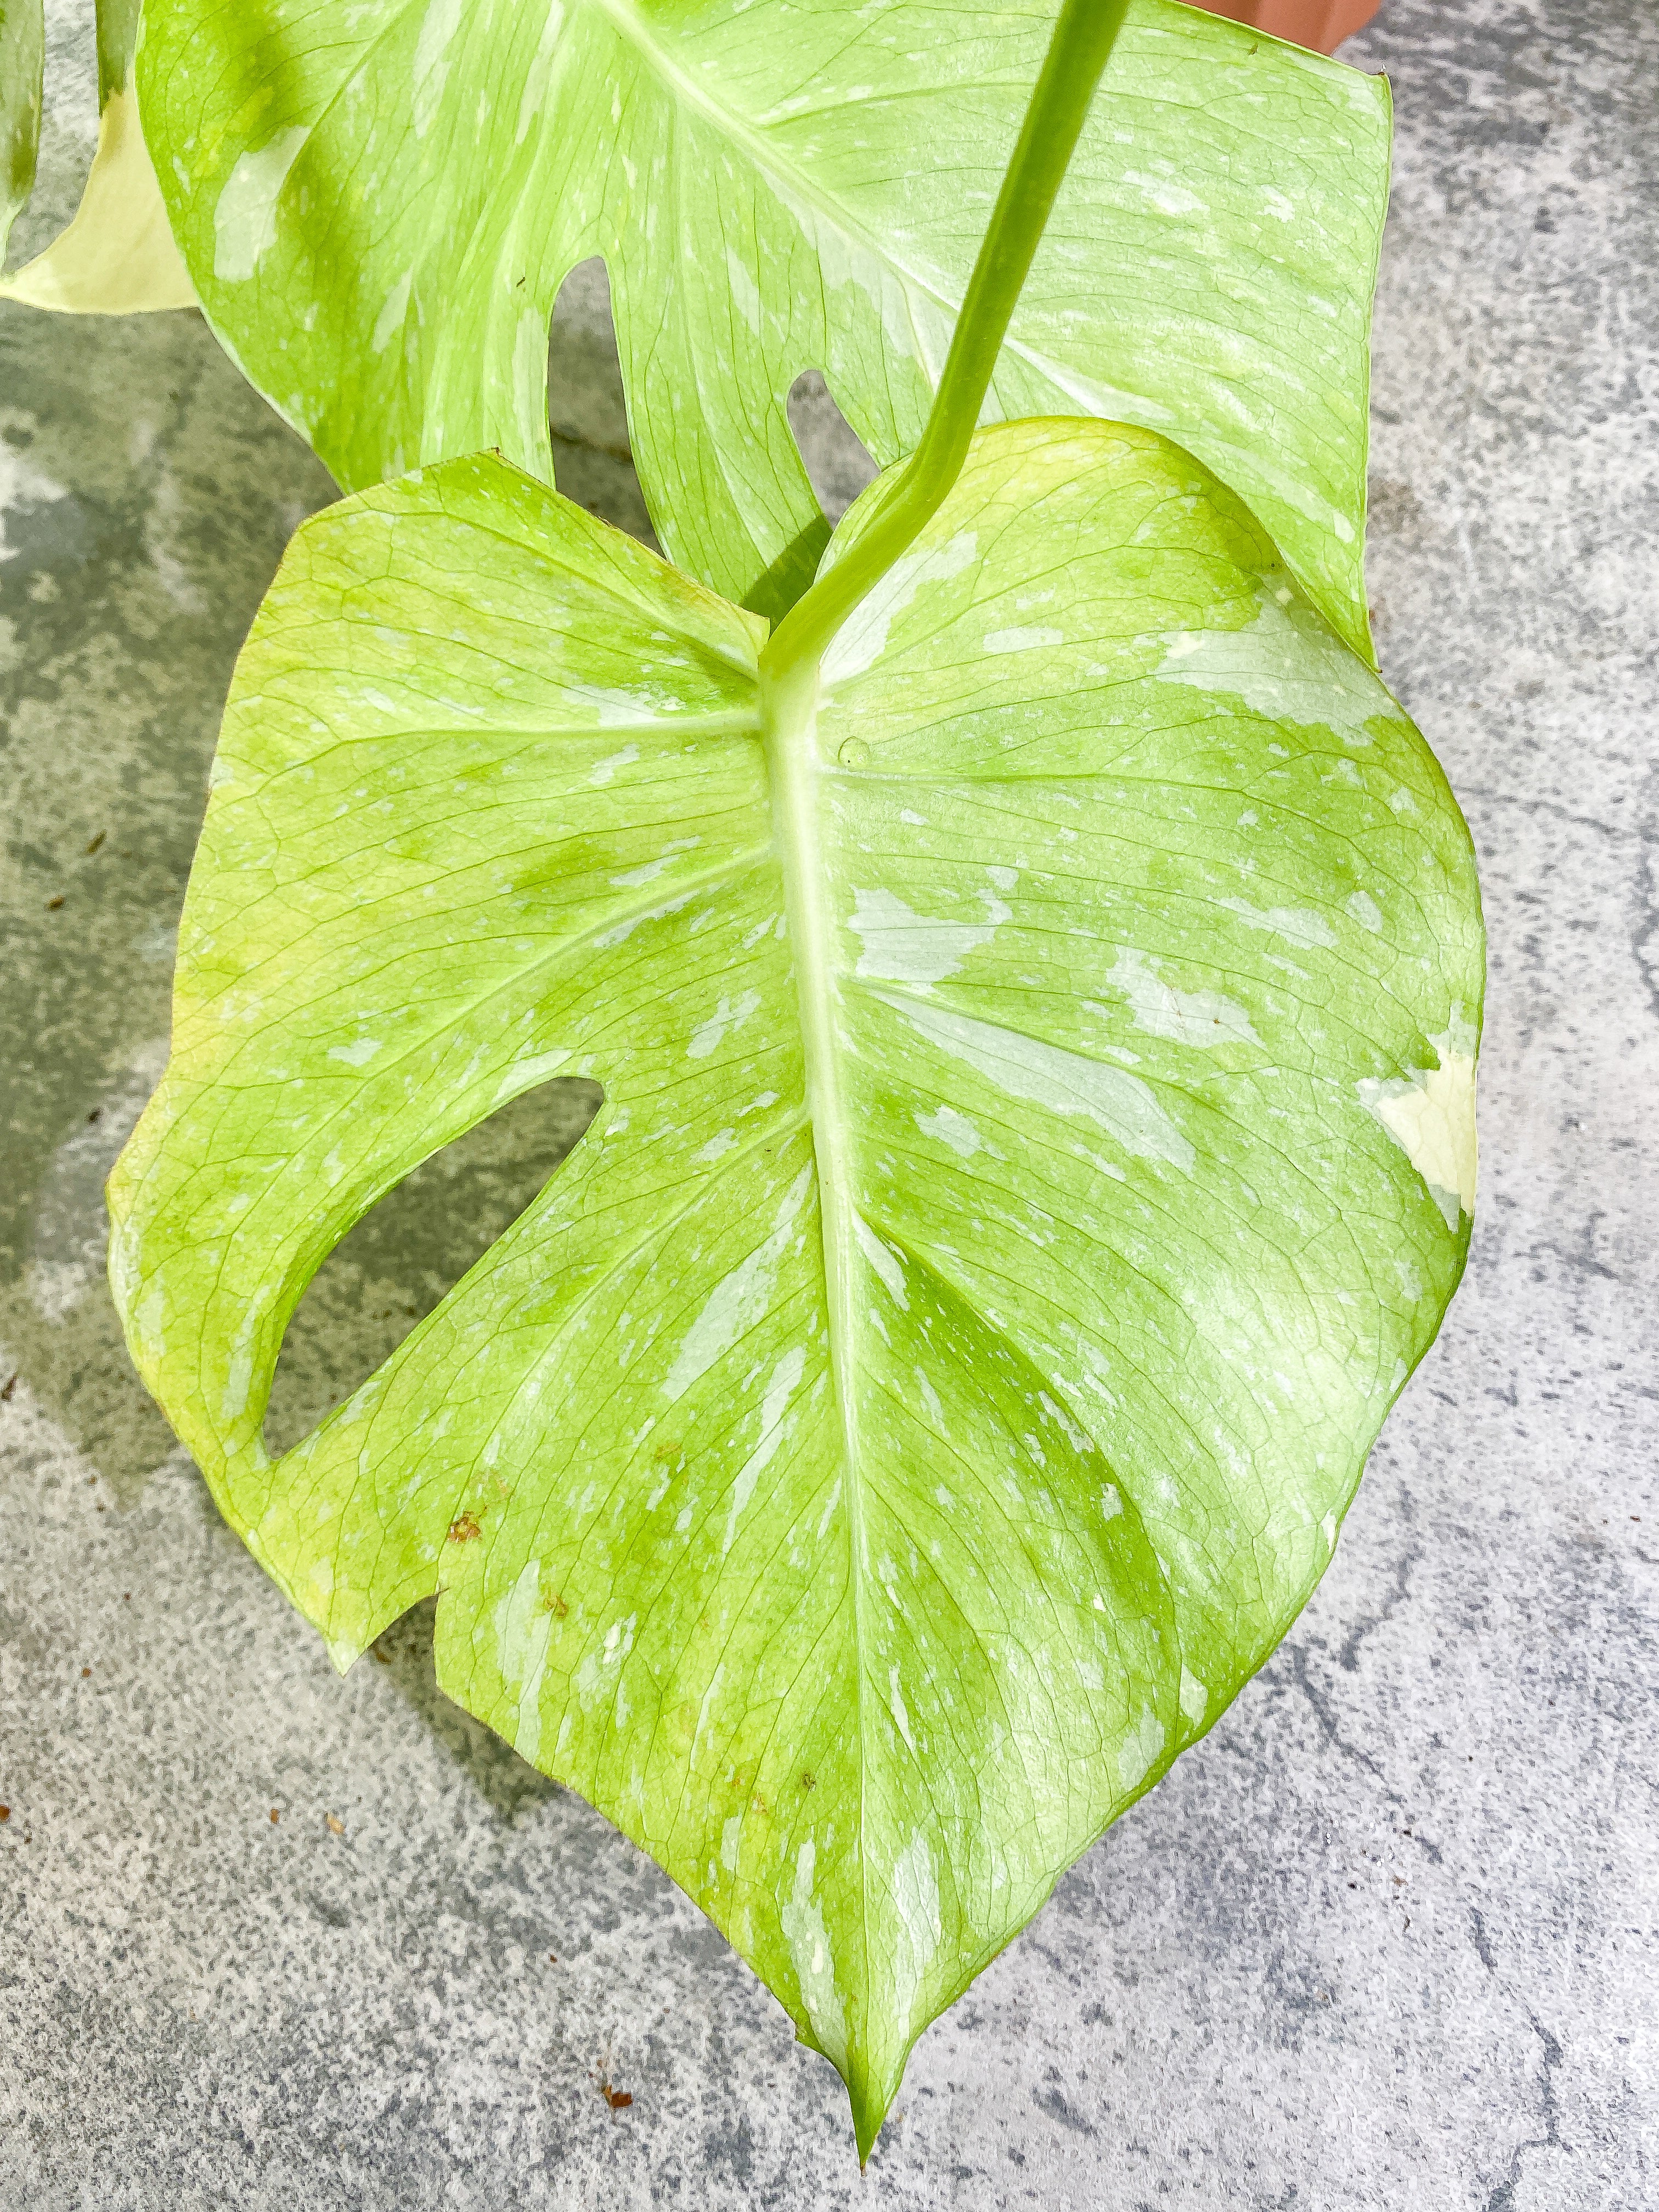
[[1359, 1012, 1479, 1228]]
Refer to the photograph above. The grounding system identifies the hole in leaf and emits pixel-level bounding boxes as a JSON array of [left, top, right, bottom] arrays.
[[787, 370, 879, 526], [547, 257, 661, 551], [263, 1077, 602, 1459], [364, 1598, 561, 1821]]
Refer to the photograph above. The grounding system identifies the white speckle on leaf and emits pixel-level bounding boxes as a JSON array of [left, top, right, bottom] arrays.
[[1393, 1254, 1425, 1301], [495, 1561, 552, 1764], [328, 1039, 382, 1068], [888, 1665, 917, 1754], [413, 0, 464, 135], [890, 1827, 942, 1980], [1178, 1668, 1208, 1725], [492, 1047, 570, 1103], [781, 1840, 848, 2069], [1123, 168, 1206, 217], [589, 744, 639, 786], [219, 1299, 268, 1426], [371, 269, 414, 354], [848, 886, 1002, 986], [1215, 897, 1338, 951], [725, 246, 761, 335], [687, 989, 761, 1059], [574, 1611, 636, 1712], [722, 1347, 805, 1555], [660, 1169, 809, 1402], [1101, 947, 1261, 1049], [982, 625, 1063, 654], [819, 531, 977, 686], [213, 126, 310, 283], [567, 683, 670, 727], [916, 1370, 945, 1428], [914, 1104, 980, 1159], [1119, 1707, 1166, 1793], [854, 1216, 907, 1308], [889, 997, 1195, 1173], [1347, 890, 1384, 933], [1156, 584, 1395, 746], [1037, 1391, 1090, 1453], [611, 856, 670, 889], [815, 1475, 842, 1541], [515, 1, 566, 143]]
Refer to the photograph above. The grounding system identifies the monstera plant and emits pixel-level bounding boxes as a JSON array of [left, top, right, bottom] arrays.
[[7, 0, 1481, 2157]]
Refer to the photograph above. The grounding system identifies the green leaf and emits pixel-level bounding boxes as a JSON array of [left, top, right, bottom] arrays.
[[138, 0, 1390, 647], [110, 421, 1481, 2151], [1, 0, 43, 264], [0, 0, 195, 312]]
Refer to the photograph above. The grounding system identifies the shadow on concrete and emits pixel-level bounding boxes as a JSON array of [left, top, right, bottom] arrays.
[[365, 1596, 563, 1825]]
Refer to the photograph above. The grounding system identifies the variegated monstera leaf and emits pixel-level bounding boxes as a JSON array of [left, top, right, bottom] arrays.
[[138, 0, 1390, 641], [110, 418, 1481, 2151]]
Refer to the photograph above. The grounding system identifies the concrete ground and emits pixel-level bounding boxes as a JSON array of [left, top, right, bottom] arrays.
[[2, 0, 1655, 2203]]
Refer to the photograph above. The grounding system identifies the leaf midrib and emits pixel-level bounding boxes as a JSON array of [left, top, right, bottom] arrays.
[[763, 660, 876, 2035]]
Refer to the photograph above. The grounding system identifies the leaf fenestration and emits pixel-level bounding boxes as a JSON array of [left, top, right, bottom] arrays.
[[110, 425, 1481, 2149]]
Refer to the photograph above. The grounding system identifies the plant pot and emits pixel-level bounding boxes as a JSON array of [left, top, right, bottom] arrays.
[[1188, 0, 1384, 55]]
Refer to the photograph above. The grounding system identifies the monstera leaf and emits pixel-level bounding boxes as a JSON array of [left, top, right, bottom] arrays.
[[0, 0, 193, 311], [1, 0, 43, 263], [110, 419, 1481, 2150], [138, 0, 1390, 642]]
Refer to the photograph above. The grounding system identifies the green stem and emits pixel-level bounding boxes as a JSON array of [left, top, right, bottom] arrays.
[[760, 0, 1132, 682]]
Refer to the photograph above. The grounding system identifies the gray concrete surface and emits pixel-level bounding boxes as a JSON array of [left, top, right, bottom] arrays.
[[2, 0, 1656, 2203]]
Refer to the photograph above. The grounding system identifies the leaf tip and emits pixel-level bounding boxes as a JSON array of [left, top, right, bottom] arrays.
[[844, 2049, 906, 2170]]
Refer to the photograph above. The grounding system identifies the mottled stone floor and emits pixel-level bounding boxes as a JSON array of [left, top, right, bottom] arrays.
[[2, 1, 1654, 2204]]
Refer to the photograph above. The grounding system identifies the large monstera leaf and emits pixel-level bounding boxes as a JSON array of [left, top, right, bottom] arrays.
[[0, 0, 193, 311], [110, 420, 1481, 2149], [138, 0, 1390, 644]]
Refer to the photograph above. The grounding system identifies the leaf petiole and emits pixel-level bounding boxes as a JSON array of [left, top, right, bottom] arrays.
[[760, 0, 1133, 685]]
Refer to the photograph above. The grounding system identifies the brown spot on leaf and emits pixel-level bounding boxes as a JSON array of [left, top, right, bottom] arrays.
[[0, 1374, 15, 1402], [600, 2083, 633, 2111], [326, 1814, 344, 1836], [447, 1512, 482, 1543], [799, 1771, 816, 1791], [0, 1806, 10, 1822], [85, 832, 106, 855], [45, 894, 64, 910]]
